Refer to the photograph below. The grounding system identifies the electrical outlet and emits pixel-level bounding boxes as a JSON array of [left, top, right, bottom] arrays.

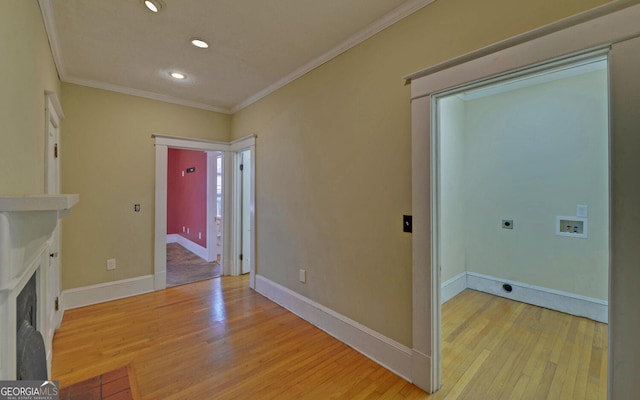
[[107, 258, 116, 270], [198, 232, 202, 239], [299, 269, 306, 283]]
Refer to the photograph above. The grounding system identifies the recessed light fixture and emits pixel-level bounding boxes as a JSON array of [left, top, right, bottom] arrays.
[[170, 72, 186, 79], [143, 0, 164, 13], [190, 38, 209, 49]]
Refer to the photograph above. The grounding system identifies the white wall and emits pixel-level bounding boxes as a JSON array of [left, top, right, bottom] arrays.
[[440, 69, 609, 300], [439, 96, 467, 282]]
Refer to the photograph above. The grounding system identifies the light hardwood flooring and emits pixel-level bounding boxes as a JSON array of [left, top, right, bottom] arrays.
[[437, 290, 607, 400], [52, 277, 607, 399]]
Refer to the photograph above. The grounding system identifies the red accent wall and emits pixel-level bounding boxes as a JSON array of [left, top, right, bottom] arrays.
[[167, 148, 207, 247]]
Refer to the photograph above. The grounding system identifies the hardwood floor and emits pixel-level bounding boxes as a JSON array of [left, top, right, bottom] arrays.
[[53, 276, 427, 399], [166, 243, 222, 287], [437, 290, 608, 400], [52, 278, 607, 399]]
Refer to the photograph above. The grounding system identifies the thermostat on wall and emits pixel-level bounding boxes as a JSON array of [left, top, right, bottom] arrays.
[[556, 216, 588, 238]]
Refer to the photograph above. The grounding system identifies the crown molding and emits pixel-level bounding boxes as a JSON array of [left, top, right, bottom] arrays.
[[404, 0, 639, 83], [63, 76, 232, 114], [38, 0, 66, 79], [39, 0, 435, 115], [230, 0, 436, 113], [39, 0, 231, 114]]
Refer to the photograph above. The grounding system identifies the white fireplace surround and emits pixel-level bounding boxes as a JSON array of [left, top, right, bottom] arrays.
[[0, 194, 78, 380]]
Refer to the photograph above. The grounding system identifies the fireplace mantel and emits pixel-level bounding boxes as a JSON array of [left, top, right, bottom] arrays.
[[0, 194, 79, 212], [0, 193, 78, 380]]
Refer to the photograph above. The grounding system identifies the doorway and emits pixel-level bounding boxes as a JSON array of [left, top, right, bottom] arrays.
[[433, 53, 609, 396], [409, 6, 640, 394], [165, 149, 223, 287], [153, 135, 256, 291]]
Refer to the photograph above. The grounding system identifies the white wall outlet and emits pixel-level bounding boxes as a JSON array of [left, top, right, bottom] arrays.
[[299, 269, 306, 283], [182, 226, 185, 233], [198, 232, 202, 239], [187, 227, 190, 234], [107, 258, 116, 270]]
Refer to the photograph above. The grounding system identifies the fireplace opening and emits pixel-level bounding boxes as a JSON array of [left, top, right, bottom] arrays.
[[16, 272, 48, 380]]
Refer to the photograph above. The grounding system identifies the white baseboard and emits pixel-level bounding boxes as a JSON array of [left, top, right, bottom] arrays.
[[61, 275, 155, 311], [255, 275, 413, 381], [441, 272, 467, 304], [465, 272, 608, 323], [167, 233, 213, 262]]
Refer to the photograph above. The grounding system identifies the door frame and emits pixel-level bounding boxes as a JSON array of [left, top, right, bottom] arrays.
[[44, 91, 63, 195], [230, 139, 256, 284], [408, 3, 640, 394], [205, 152, 220, 263], [153, 134, 256, 290]]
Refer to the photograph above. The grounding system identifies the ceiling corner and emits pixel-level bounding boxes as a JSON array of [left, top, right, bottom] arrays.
[[38, 0, 67, 80]]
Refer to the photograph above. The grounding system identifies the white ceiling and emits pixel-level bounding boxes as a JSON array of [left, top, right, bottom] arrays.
[[39, 0, 434, 114]]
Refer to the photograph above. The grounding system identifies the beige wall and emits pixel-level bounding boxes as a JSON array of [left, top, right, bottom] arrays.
[[60, 83, 231, 289], [0, 0, 61, 195], [5, 0, 636, 390], [231, 0, 610, 346]]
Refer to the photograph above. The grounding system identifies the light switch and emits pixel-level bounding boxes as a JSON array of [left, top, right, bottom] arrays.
[[403, 215, 412, 233], [576, 204, 588, 218]]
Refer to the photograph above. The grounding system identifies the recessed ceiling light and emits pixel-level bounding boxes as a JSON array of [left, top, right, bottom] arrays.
[[191, 38, 209, 49], [143, 0, 164, 13], [170, 72, 186, 79]]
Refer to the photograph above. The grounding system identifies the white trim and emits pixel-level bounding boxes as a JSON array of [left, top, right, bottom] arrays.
[[441, 272, 467, 304], [465, 272, 608, 323], [61, 275, 155, 310], [230, 153, 243, 277], [154, 135, 256, 288], [44, 91, 64, 119], [166, 234, 210, 261], [230, 0, 436, 113], [409, 5, 640, 100], [154, 144, 168, 290], [404, 0, 638, 82], [222, 151, 234, 277], [255, 275, 412, 381], [206, 153, 218, 263], [62, 76, 232, 114], [230, 134, 256, 151], [152, 134, 231, 150], [228, 137, 256, 288], [38, 1, 66, 78], [410, 94, 435, 392]]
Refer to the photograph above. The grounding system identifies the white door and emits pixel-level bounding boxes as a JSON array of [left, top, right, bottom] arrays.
[[240, 150, 251, 275], [44, 94, 62, 335]]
